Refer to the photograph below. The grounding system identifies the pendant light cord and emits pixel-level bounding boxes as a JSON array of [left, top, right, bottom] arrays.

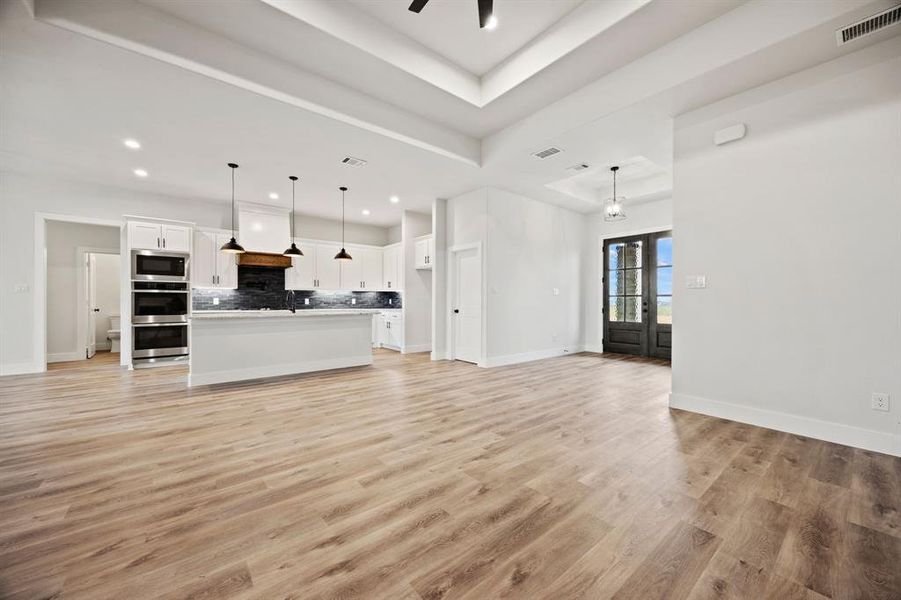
[[341, 188, 346, 247], [291, 178, 296, 239]]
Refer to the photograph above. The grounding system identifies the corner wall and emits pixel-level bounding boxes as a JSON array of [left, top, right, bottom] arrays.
[[401, 210, 432, 353], [671, 45, 901, 456]]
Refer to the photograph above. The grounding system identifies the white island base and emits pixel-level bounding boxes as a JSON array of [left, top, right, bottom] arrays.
[[189, 310, 380, 386]]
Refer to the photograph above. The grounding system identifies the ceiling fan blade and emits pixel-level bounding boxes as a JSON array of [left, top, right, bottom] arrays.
[[478, 0, 493, 28], [408, 0, 429, 13]]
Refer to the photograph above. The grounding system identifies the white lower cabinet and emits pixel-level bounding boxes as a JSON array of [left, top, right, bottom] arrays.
[[377, 312, 403, 350]]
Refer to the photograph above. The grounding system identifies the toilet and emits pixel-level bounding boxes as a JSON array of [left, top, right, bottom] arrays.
[[108, 315, 121, 353]]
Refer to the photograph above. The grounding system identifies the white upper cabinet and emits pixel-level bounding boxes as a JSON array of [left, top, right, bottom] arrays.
[[382, 244, 402, 291], [315, 243, 341, 290], [129, 222, 163, 250], [193, 230, 237, 289], [129, 221, 192, 252], [414, 235, 434, 270], [285, 241, 315, 290], [339, 249, 364, 291], [161, 225, 191, 252], [359, 247, 383, 290]]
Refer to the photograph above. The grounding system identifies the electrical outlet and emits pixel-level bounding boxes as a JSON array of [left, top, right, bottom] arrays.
[[304, 297, 310, 305], [351, 298, 356, 305], [553, 287, 559, 296], [13, 283, 29, 293], [388, 298, 393, 305], [212, 297, 219, 306], [872, 392, 890, 412]]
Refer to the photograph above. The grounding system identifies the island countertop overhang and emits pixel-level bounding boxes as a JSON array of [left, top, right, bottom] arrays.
[[191, 309, 383, 320]]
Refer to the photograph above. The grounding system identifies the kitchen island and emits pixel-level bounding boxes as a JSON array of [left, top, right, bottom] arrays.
[[189, 309, 381, 386]]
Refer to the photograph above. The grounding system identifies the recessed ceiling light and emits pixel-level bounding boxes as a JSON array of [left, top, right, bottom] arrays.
[[123, 139, 141, 150], [485, 15, 498, 30], [362, 209, 371, 216], [133, 168, 148, 178], [389, 196, 400, 204], [269, 192, 279, 200]]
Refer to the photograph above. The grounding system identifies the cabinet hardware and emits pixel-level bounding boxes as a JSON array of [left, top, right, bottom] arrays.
[[157, 237, 161, 248], [162, 238, 166, 248]]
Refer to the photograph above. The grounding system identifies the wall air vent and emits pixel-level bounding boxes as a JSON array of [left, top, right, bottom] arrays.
[[836, 4, 900, 46], [567, 163, 590, 172], [532, 146, 563, 159], [341, 156, 367, 167]]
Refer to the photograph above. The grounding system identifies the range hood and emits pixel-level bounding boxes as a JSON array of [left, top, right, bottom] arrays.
[[235, 203, 293, 267], [236, 252, 291, 268]]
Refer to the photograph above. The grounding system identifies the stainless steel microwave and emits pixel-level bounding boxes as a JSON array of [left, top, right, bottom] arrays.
[[131, 250, 190, 282]]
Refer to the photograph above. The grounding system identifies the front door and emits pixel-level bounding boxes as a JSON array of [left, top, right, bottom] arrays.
[[603, 231, 672, 359]]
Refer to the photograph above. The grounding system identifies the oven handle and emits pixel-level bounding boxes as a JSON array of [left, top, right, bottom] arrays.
[[131, 289, 191, 294], [132, 322, 190, 328]]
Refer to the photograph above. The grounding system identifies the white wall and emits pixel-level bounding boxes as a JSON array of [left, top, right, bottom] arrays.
[[92, 253, 120, 352], [670, 50, 901, 456], [582, 198, 673, 352], [45, 221, 120, 360], [440, 186, 585, 366], [386, 223, 402, 245], [401, 210, 432, 353], [485, 188, 584, 365], [0, 171, 231, 374], [296, 214, 390, 246]]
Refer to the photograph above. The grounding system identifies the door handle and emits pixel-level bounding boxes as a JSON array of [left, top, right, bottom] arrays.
[[93, 308, 100, 312], [453, 309, 460, 314]]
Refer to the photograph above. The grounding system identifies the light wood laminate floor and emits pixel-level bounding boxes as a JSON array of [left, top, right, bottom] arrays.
[[1, 350, 899, 600]]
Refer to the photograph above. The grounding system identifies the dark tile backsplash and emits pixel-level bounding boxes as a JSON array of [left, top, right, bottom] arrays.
[[192, 266, 402, 311]]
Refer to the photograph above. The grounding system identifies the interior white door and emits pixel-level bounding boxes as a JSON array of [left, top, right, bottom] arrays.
[[452, 248, 481, 364], [86, 254, 97, 359]]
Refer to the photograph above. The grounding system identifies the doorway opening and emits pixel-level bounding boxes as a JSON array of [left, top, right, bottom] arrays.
[[82, 251, 121, 359], [602, 230, 672, 359]]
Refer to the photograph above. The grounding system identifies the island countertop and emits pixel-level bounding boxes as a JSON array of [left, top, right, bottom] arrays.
[[191, 309, 382, 320]]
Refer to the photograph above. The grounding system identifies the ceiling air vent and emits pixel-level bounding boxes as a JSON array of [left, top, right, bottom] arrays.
[[341, 156, 367, 167], [532, 146, 563, 159], [836, 4, 900, 46], [567, 163, 590, 172]]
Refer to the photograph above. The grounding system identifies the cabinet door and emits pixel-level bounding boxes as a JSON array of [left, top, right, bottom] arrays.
[[192, 231, 217, 287], [361, 248, 382, 290], [162, 225, 191, 252], [286, 242, 315, 290], [129, 222, 162, 250], [315, 243, 341, 289], [339, 247, 364, 291], [414, 239, 428, 269], [382, 246, 398, 290], [214, 233, 238, 289], [378, 315, 390, 347]]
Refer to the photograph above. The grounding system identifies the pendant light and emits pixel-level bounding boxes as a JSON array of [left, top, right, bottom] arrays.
[[283, 176, 304, 257], [220, 162, 246, 253], [334, 187, 352, 260], [604, 165, 627, 222]]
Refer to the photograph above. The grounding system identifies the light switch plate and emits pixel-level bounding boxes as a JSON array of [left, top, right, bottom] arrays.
[[685, 275, 707, 289], [212, 297, 219, 306]]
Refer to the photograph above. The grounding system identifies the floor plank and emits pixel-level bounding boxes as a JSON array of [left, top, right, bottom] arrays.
[[0, 350, 899, 599]]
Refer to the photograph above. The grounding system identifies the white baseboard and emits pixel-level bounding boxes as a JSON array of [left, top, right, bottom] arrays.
[[669, 392, 900, 457], [0, 362, 43, 376], [188, 355, 372, 387], [402, 344, 432, 354], [483, 346, 585, 368], [47, 352, 83, 363]]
